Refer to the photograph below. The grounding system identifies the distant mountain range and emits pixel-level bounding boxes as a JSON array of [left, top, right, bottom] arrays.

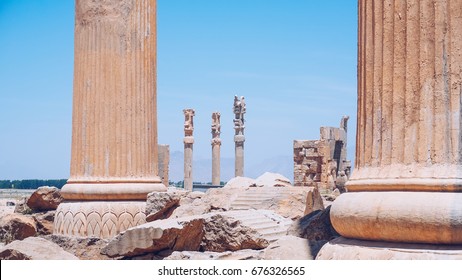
[[168, 151, 293, 183]]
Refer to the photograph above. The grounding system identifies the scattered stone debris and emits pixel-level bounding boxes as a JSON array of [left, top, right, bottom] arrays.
[[0, 237, 78, 260], [26, 186, 63, 212]]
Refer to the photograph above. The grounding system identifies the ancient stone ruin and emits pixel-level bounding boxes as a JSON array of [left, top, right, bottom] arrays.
[[53, 0, 166, 239], [318, 0, 462, 259], [233, 96, 246, 177], [183, 108, 195, 191], [158, 145, 170, 188], [294, 116, 351, 191], [211, 112, 221, 185]]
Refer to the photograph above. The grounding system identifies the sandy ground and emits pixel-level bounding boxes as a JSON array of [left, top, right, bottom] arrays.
[[0, 199, 17, 218]]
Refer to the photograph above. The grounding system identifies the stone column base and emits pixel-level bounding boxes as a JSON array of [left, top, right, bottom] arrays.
[[331, 192, 462, 244], [316, 237, 462, 260], [53, 201, 147, 239]]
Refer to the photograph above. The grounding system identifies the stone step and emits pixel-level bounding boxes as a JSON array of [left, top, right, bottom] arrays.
[[232, 197, 273, 202], [262, 232, 288, 242], [250, 223, 281, 231]]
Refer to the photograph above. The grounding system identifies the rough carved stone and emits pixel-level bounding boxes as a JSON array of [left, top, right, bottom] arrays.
[[262, 235, 322, 260], [255, 172, 292, 188], [0, 213, 37, 242], [101, 213, 269, 258], [0, 237, 78, 260], [288, 206, 339, 242], [101, 215, 206, 258], [33, 210, 55, 236], [317, 237, 462, 260], [44, 234, 113, 260], [165, 249, 263, 260], [200, 214, 269, 252], [145, 192, 182, 222], [26, 186, 63, 211]]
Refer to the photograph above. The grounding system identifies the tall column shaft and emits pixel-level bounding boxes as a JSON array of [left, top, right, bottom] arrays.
[[54, 0, 165, 239], [212, 141, 221, 185], [235, 136, 245, 177], [184, 139, 193, 191], [183, 108, 195, 191], [326, 0, 462, 249], [349, 0, 462, 192]]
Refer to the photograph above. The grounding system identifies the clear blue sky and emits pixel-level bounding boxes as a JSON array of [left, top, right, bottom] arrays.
[[0, 0, 357, 180]]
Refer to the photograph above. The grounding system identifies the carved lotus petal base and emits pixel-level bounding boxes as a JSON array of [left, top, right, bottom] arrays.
[[53, 201, 146, 239]]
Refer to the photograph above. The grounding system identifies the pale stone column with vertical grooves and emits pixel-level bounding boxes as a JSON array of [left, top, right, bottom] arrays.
[[323, 0, 462, 253], [349, 0, 462, 192], [54, 0, 166, 239], [211, 112, 221, 185], [233, 96, 246, 177], [183, 109, 195, 191]]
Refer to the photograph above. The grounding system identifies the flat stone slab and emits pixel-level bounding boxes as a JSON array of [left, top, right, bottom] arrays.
[[316, 237, 462, 260]]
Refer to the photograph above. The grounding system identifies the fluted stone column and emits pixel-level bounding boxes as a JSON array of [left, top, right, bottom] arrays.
[[211, 112, 221, 185], [318, 0, 462, 259], [233, 96, 246, 177], [54, 0, 166, 239], [183, 109, 195, 191], [158, 145, 170, 188]]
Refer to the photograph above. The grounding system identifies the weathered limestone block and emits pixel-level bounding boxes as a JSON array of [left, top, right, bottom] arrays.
[[223, 176, 256, 188], [101, 213, 269, 258], [102, 215, 205, 258], [288, 206, 339, 242], [304, 186, 325, 215], [0, 213, 37, 242], [262, 235, 322, 260], [44, 235, 112, 260], [200, 214, 269, 252], [145, 192, 183, 222], [256, 172, 292, 187], [317, 237, 462, 260], [171, 188, 239, 218], [14, 197, 32, 215], [26, 186, 63, 211], [0, 237, 78, 260], [32, 210, 55, 235], [166, 249, 263, 260]]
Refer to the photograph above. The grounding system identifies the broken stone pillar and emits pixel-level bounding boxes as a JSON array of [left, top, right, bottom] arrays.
[[319, 0, 462, 259], [158, 145, 170, 188], [183, 109, 195, 191], [54, 0, 166, 239], [211, 112, 221, 185], [233, 96, 246, 177]]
